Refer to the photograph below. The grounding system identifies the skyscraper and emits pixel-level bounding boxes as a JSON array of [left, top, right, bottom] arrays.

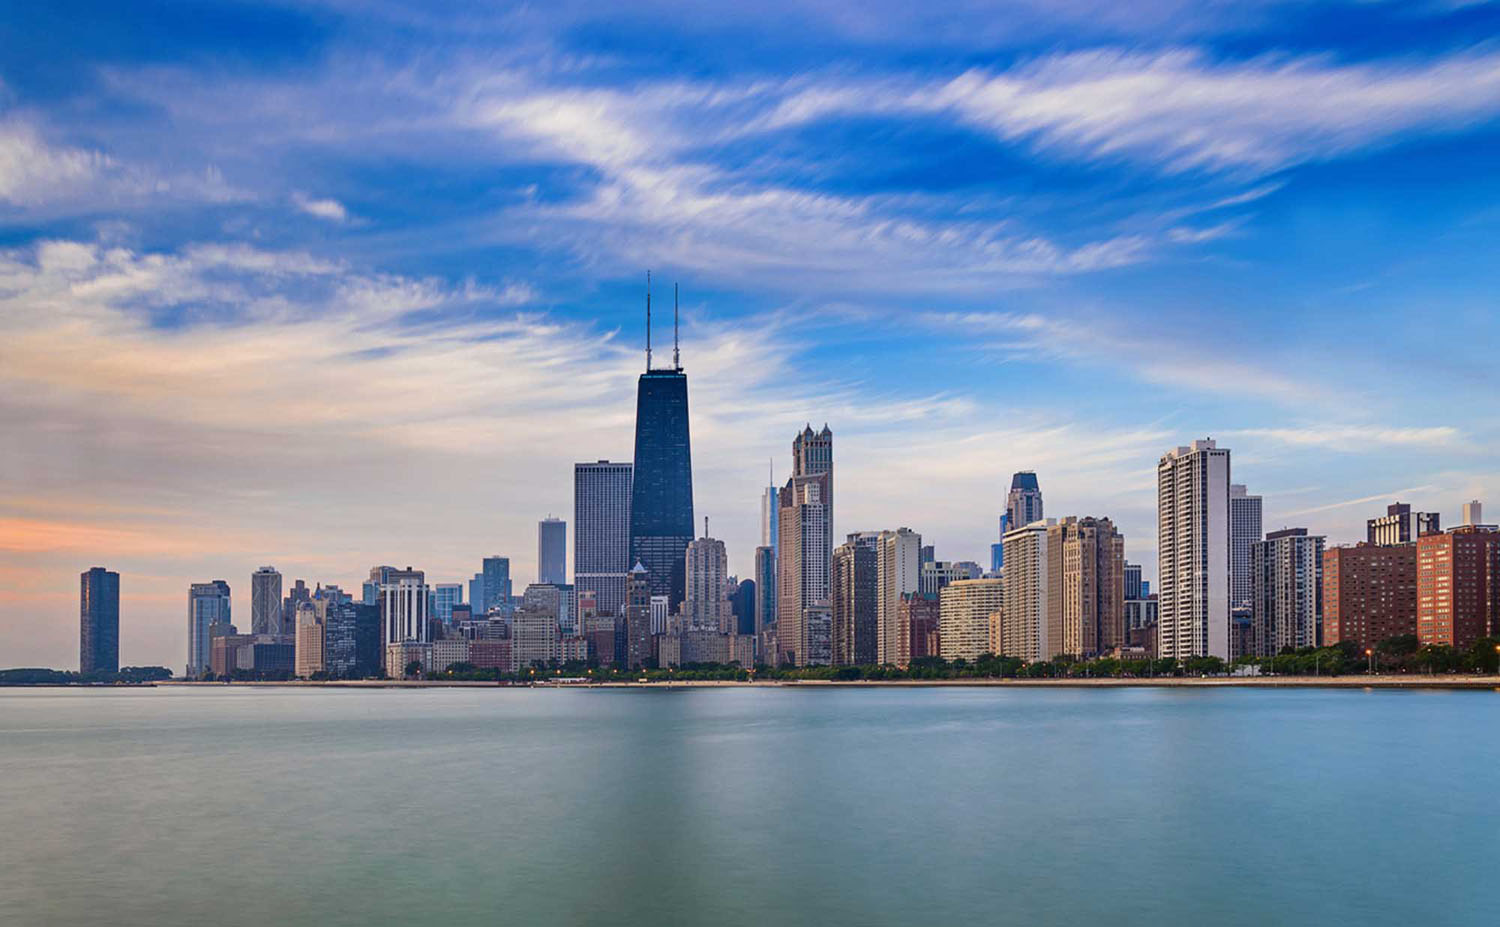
[[482, 556, 512, 612], [187, 580, 232, 677], [294, 601, 325, 678], [1463, 500, 1484, 527], [629, 283, 695, 612], [1416, 526, 1500, 649], [753, 545, 777, 641], [574, 460, 633, 616], [876, 528, 921, 665], [1157, 439, 1231, 661], [538, 517, 567, 586], [1251, 528, 1325, 655], [1045, 516, 1125, 659], [281, 579, 311, 633], [1006, 471, 1043, 534], [775, 425, 835, 667], [1229, 484, 1263, 614], [761, 479, 779, 551], [625, 562, 652, 669], [79, 567, 120, 675], [684, 527, 731, 631], [1001, 520, 1049, 661], [380, 567, 429, 673], [432, 583, 463, 624], [251, 566, 283, 636], [1324, 543, 1417, 651]]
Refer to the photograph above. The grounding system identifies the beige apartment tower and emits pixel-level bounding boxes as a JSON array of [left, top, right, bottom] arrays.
[[1045, 516, 1125, 659], [939, 577, 1004, 662], [876, 528, 922, 665], [1157, 440, 1231, 660], [1001, 520, 1050, 661]]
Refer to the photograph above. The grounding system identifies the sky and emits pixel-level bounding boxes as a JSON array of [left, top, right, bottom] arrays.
[[3, 1, 1499, 670]]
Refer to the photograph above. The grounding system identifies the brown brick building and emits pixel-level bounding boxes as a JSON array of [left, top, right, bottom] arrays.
[[1416, 527, 1500, 649], [1323, 543, 1417, 650]]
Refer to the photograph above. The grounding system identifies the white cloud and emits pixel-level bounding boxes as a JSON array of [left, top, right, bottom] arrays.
[[0, 120, 111, 204], [1228, 425, 1462, 449], [291, 191, 349, 222]]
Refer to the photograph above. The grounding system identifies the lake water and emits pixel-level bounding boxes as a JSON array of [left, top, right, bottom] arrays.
[[1, 685, 1496, 926]]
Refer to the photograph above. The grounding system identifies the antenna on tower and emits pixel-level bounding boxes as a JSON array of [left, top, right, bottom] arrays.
[[704, 515, 709, 539], [645, 270, 653, 372], [673, 282, 680, 370]]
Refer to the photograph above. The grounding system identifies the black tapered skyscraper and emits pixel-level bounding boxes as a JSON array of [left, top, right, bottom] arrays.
[[629, 276, 694, 611]]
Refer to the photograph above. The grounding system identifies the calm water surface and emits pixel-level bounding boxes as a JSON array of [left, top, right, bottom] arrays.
[[1, 685, 1496, 926]]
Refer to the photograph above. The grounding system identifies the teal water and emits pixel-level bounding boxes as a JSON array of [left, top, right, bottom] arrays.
[[1, 686, 1496, 926]]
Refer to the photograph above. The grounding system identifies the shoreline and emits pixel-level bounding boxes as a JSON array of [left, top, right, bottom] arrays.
[[136, 675, 1500, 691]]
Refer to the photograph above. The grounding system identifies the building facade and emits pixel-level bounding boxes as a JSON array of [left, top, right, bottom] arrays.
[[251, 566, 283, 637], [574, 460, 633, 617], [876, 528, 922, 665], [1006, 471, 1043, 536], [1368, 502, 1440, 547], [1416, 527, 1500, 649], [832, 537, 878, 666], [1323, 543, 1418, 651], [684, 532, 731, 631], [380, 568, 429, 673], [294, 601, 325, 677], [1251, 528, 1325, 655], [1001, 520, 1049, 661], [939, 577, 1004, 662], [187, 580, 232, 677], [629, 359, 695, 613], [538, 517, 567, 586], [1229, 484, 1263, 615], [777, 434, 835, 667], [1045, 516, 1125, 659], [1157, 439, 1231, 660]]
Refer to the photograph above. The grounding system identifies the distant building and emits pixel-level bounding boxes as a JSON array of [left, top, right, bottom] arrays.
[[1157, 439, 1231, 660], [629, 341, 696, 612], [1368, 502, 1440, 547], [1251, 528, 1325, 655], [1123, 562, 1143, 601], [1002, 520, 1049, 662], [939, 577, 1004, 662], [832, 535, 878, 666], [524, 583, 575, 636], [431, 639, 471, 673], [385, 641, 431, 679], [684, 530, 731, 631], [187, 580, 231, 677], [380, 568, 429, 674], [294, 602, 325, 677], [512, 605, 560, 670], [732, 579, 756, 637], [482, 556, 512, 612], [432, 583, 463, 625], [575, 460, 633, 617], [1230, 484, 1263, 614], [1416, 526, 1500, 649], [1463, 500, 1484, 527], [251, 566, 283, 637], [876, 528, 921, 665], [625, 563, 652, 669], [777, 430, 835, 667], [920, 559, 982, 597], [1006, 471, 1043, 534], [1046, 516, 1125, 659], [538, 517, 567, 586], [899, 593, 940, 665], [761, 483, 779, 552], [80, 567, 120, 675], [281, 579, 311, 636], [753, 545, 777, 641], [1323, 543, 1417, 651]]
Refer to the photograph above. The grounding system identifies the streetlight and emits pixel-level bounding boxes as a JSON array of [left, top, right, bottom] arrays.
[[1366, 648, 1374, 675]]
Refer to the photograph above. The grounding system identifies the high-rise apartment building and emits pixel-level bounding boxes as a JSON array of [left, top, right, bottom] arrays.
[[523, 583, 575, 636], [1124, 562, 1143, 601], [899, 593, 941, 664], [1463, 500, 1484, 527], [187, 580, 232, 676], [832, 536, 878, 666], [538, 517, 567, 586], [793, 424, 834, 524], [777, 476, 833, 666], [1157, 439, 1231, 660], [281, 579, 311, 633], [1229, 484, 1263, 613], [574, 460, 633, 617], [1368, 502, 1440, 547], [1006, 472, 1043, 535], [684, 530, 731, 631], [380, 567, 429, 673], [753, 545, 777, 641], [1045, 516, 1125, 659], [629, 300, 695, 613], [1001, 520, 1050, 661], [251, 566, 283, 636], [939, 577, 1004, 662], [1416, 526, 1500, 649], [512, 605, 561, 670], [1323, 543, 1418, 651], [80, 567, 120, 675], [1251, 528, 1325, 655], [876, 528, 921, 665]]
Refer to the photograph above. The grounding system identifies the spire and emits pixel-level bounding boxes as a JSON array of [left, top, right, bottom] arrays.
[[645, 270, 653, 372], [673, 282, 680, 370], [703, 515, 709, 539]]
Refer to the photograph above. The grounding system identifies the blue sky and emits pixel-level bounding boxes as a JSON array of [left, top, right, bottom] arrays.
[[2, 1, 1499, 667]]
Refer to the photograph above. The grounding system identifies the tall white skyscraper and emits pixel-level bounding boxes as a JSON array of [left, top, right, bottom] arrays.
[[574, 461, 633, 616], [876, 527, 921, 665], [1157, 439, 1231, 660], [1001, 520, 1049, 661], [1229, 484, 1263, 613], [761, 479, 779, 551], [251, 566, 282, 636], [187, 580, 231, 676], [380, 568, 430, 668], [538, 517, 567, 586]]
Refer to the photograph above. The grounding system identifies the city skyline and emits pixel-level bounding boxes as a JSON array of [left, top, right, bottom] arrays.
[[5, 2, 1500, 668]]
